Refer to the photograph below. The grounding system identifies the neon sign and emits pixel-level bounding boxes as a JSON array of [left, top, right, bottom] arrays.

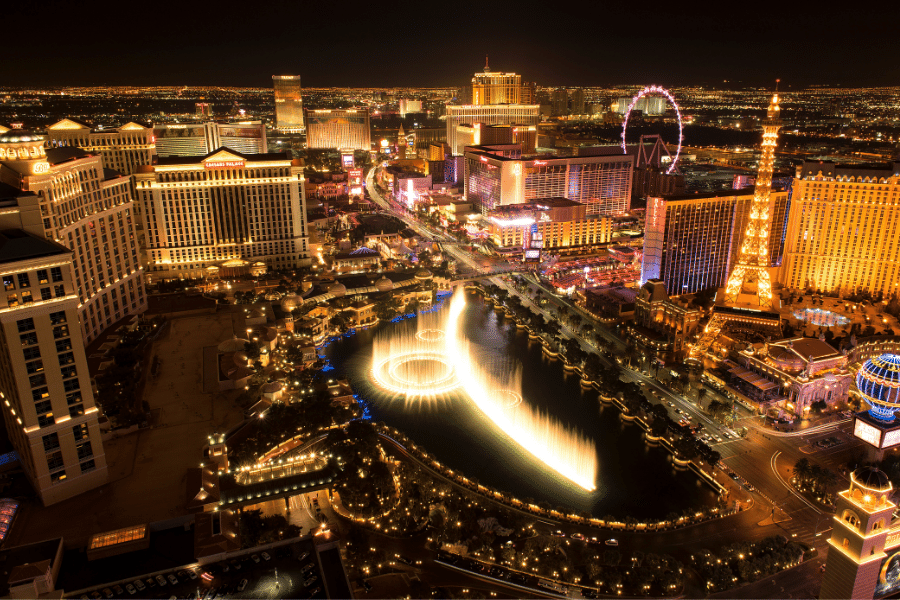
[[204, 160, 245, 169]]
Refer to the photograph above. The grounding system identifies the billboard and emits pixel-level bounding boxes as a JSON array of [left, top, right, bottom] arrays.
[[854, 419, 882, 447]]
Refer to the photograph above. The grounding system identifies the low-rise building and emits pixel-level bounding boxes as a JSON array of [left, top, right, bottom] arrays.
[[730, 337, 852, 414], [632, 279, 703, 356], [486, 197, 611, 257], [332, 247, 381, 273]]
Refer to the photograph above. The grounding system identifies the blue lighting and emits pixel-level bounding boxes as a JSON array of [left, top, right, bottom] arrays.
[[857, 354, 900, 422]]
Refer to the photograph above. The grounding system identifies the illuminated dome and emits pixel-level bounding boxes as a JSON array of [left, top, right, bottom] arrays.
[[0, 131, 44, 144], [375, 276, 393, 292], [856, 353, 900, 422], [852, 466, 891, 492], [329, 282, 346, 298], [415, 268, 432, 281]]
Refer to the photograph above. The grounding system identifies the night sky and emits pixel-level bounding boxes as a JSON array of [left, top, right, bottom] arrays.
[[8, 1, 891, 88]]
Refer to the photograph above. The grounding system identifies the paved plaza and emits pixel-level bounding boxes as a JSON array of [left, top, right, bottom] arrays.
[[9, 309, 248, 547]]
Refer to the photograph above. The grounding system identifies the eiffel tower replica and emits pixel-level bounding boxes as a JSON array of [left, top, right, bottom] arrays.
[[690, 88, 784, 361]]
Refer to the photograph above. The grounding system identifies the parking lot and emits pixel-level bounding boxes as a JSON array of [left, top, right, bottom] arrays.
[[75, 540, 326, 600]]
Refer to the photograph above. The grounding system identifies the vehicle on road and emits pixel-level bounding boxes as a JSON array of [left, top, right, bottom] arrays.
[[605, 538, 619, 546], [237, 579, 248, 592], [261, 551, 271, 561], [133, 580, 145, 591], [167, 574, 178, 585], [551, 529, 566, 537], [112, 585, 124, 596], [251, 554, 260, 563], [571, 532, 585, 541], [155, 575, 166, 587], [102, 588, 113, 599], [125, 584, 136, 595]]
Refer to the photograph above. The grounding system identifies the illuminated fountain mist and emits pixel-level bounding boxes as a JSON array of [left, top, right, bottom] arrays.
[[371, 289, 597, 491]]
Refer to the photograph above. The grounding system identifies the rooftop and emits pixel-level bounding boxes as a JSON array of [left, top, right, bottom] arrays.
[[45, 146, 93, 165], [0, 229, 71, 265]]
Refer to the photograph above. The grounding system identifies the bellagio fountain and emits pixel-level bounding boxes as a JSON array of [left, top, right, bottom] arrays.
[[371, 289, 597, 491]]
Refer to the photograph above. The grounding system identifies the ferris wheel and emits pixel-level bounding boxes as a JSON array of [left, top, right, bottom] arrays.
[[620, 85, 683, 174]]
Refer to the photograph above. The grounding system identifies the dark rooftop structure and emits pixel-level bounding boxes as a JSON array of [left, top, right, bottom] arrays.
[[45, 146, 92, 166], [0, 229, 71, 265], [799, 159, 900, 179]]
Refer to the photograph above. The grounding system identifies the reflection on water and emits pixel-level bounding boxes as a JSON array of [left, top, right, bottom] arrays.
[[325, 291, 715, 518]]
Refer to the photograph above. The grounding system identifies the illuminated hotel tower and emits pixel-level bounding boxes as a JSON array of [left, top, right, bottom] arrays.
[[272, 75, 304, 132], [820, 467, 895, 599], [721, 91, 782, 309], [472, 57, 521, 105]]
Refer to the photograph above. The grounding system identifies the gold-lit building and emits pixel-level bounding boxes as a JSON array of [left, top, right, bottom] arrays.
[[486, 197, 611, 256], [779, 159, 900, 296], [472, 61, 521, 105], [0, 225, 108, 505], [153, 121, 268, 157], [305, 109, 371, 151], [272, 75, 304, 132], [132, 148, 310, 281], [0, 133, 147, 345], [46, 119, 155, 176]]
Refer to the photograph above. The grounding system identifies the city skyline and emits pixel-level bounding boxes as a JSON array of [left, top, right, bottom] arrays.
[[4, 1, 891, 87]]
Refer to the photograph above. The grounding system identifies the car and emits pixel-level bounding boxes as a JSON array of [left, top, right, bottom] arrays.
[[551, 529, 566, 537], [237, 579, 248, 592], [113, 585, 124, 596], [301, 563, 315, 573], [261, 551, 271, 561], [133, 580, 145, 591], [102, 588, 114, 599], [177, 570, 188, 579], [571, 532, 585, 541], [230, 559, 242, 570], [90, 592, 102, 600], [362, 580, 373, 591], [200, 571, 214, 582], [396, 554, 413, 565], [156, 575, 167, 586], [251, 554, 261, 563], [125, 584, 136, 595], [309, 587, 321, 596], [299, 551, 310, 561], [605, 538, 619, 546], [729, 472, 740, 480], [188, 570, 198, 580], [145, 578, 156, 589], [167, 574, 178, 585], [305, 575, 319, 587]]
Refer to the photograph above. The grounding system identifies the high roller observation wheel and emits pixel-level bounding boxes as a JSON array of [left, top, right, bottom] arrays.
[[620, 85, 683, 174]]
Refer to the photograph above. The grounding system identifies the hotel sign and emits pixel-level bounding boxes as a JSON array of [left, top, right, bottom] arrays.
[[204, 160, 245, 169]]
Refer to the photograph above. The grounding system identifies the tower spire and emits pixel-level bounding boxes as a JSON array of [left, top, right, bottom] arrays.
[[721, 89, 783, 309], [484, 54, 490, 72]]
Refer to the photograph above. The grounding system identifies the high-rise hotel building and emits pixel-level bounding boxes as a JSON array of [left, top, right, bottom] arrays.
[[642, 188, 790, 296], [272, 75, 304, 132], [133, 149, 309, 281], [472, 65, 521, 105], [0, 229, 108, 505], [779, 160, 900, 296], [0, 149, 108, 505], [305, 109, 371, 151], [153, 122, 268, 157], [464, 146, 633, 216], [446, 105, 540, 156], [0, 132, 147, 345], [46, 120, 155, 176]]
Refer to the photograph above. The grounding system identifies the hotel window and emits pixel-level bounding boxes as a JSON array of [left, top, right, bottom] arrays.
[[2, 276, 14, 291], [16, 274, 29, 289]]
